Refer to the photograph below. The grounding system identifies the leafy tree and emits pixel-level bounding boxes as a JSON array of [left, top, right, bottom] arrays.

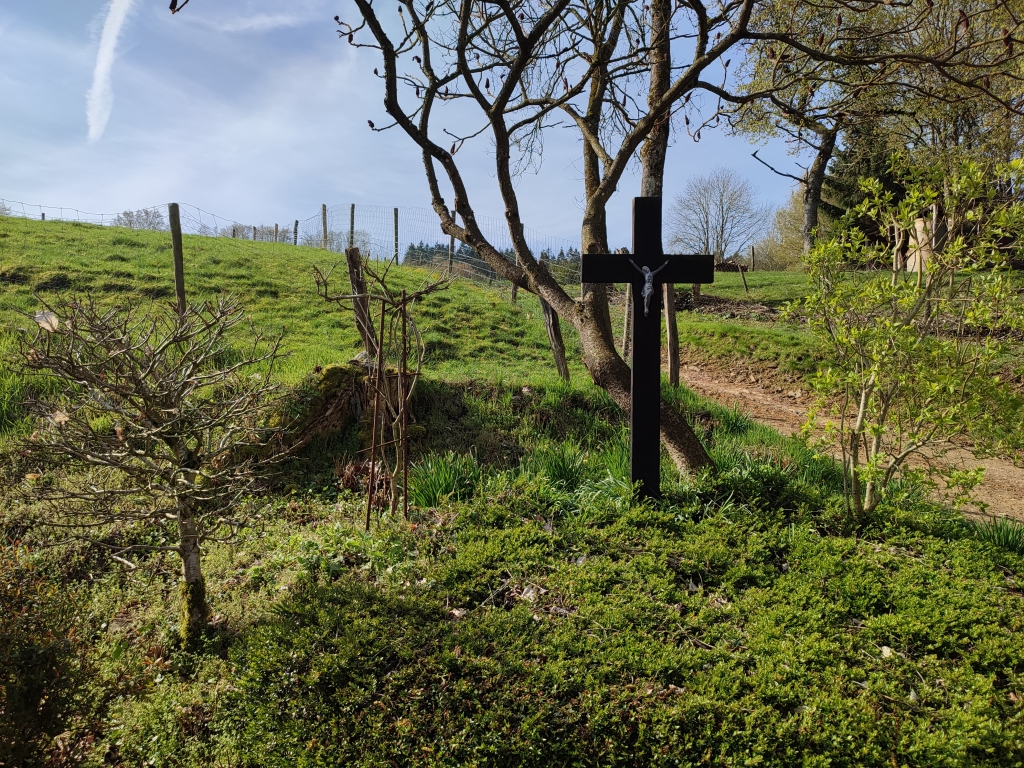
[[17, 297, 285, 648], [799, 159, 1024, 519], [726, 0, 1024, 252], [752, 189, 804, 270]]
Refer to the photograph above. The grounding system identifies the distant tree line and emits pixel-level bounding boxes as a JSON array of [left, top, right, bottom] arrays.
[[112, 208, 168, 231]]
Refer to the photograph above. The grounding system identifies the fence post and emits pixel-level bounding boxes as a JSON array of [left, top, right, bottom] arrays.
[[322, 204, 328, 250], [448, 210, 455, 274], [252, 225, 256, 241], [41, 212, 45, 222], [750, 244, 755, 272], [232, 226, 236, 239], [393, 207, 399, 264], [168, 203, 186, 315], [293, 220, 299, 245], [274, 223, 279, 242], [349, 204, 355, 250], [664, 283, 679, 386]]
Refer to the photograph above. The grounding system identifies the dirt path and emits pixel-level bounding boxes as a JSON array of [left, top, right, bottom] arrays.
[[678, 361, 1024, 520]]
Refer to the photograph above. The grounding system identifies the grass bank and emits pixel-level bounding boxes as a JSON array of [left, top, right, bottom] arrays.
[[4, 216, 1023, 766]]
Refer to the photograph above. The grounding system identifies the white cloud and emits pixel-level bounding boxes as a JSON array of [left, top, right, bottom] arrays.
[[85, 0, 136, 142]]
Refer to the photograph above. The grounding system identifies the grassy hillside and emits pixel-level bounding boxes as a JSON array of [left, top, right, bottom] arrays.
[[0, 216, 587, 434], [3, 215, 1023, 766]]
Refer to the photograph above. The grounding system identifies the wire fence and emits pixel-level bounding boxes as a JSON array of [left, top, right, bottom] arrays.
[[0, 197, 583, 287]]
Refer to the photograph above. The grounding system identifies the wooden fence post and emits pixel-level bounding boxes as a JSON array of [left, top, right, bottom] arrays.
[[322, 204, 328, 250], [346, 247, 377, 359], [40, 212, 45, 222], [750, 244, 755, 272], [448, 210, 455, 274], [393, 207, 399, 263], [232, 226, 236, 239], [664, 283, 679, 387], [293, 220, 299, 245], [168, 203, 186, 315], [274, 223, 279, 242]]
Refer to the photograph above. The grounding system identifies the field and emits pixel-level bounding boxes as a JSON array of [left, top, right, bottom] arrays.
[[3, 216, 1024, 767]]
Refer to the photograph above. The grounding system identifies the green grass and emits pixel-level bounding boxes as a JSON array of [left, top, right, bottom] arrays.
[[674, 316, 821, 377], [0, 216, 584, 434], [6, 216, 1024, 766], [696, 268, 808, 305], [968, 516, 1024, 555]]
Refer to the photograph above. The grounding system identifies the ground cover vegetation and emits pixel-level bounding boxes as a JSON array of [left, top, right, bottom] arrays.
[[3, 213, 1024, 764]]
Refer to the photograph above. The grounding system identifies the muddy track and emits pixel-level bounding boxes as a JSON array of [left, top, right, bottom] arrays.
[[677, 360, 1024, 520]]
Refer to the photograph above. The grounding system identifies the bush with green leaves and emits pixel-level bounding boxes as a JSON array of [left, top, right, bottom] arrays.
[[212, 473, 1024, 767], [799, 158, 1024, 519], [0, 546, 85, 765]]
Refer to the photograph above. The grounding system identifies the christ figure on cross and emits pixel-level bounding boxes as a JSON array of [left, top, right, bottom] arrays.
[[581, 197, 714, 499]]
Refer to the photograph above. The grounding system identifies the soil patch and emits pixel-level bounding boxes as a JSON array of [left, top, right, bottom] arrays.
[[677, 358, 1024, 520]]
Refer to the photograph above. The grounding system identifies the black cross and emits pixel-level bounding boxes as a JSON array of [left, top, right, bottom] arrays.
[[581, 197, 714, 499]]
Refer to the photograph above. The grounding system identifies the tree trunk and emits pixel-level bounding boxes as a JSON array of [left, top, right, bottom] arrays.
[[539, 255, 570, 381], [346, 247, 378, 359], [802, 128, 839, 254], [577, 300, 713, 472], [663, 283, 678, 387], [178, 515, 208, 649], [621, 283, 633, 360], [541, 297, 570, 381]]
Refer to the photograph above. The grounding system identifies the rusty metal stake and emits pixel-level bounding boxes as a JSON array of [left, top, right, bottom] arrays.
[[401, 290, 409, 520]]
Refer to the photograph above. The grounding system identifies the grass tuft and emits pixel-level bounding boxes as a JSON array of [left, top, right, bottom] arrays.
[[408, 451, 482, 507], [968, 515, 1024, 554]]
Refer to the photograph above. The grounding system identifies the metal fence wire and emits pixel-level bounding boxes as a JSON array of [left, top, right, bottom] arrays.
[[0, 198, 582, 287]]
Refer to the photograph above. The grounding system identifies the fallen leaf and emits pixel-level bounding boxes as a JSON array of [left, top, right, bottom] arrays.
[[34, 311, 59, 332]]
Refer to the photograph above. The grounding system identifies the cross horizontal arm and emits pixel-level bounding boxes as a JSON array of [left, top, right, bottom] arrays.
[[581, 253, 715, 285]]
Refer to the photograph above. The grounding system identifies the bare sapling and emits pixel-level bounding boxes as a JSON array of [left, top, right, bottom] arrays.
[[314, 251, 449, 524], [17, 295, 286, 649]]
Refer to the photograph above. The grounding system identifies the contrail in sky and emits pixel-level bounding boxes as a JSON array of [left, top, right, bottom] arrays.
[[86, 0, 136, 142]]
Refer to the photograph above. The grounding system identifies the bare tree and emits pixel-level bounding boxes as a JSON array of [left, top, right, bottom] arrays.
[[171, 0, 1020, 476], [17, 296, 285, 648], [668, 167, 769, 263], [315, 252, 450, 522], [112, 208, 168, 231]]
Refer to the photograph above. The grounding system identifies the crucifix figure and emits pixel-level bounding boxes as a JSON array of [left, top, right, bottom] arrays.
[[582, 197, 714, 500]]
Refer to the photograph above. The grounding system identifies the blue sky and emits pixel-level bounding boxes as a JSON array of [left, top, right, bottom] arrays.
[[0, 0, 801, 245]]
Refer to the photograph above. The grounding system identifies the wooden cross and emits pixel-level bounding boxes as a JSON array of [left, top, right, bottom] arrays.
[[582, 197, 714, 499]]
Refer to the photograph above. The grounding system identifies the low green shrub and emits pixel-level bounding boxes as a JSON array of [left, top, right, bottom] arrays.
[[217, 482, 1024, 767], [0, 546, 87, 765]]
